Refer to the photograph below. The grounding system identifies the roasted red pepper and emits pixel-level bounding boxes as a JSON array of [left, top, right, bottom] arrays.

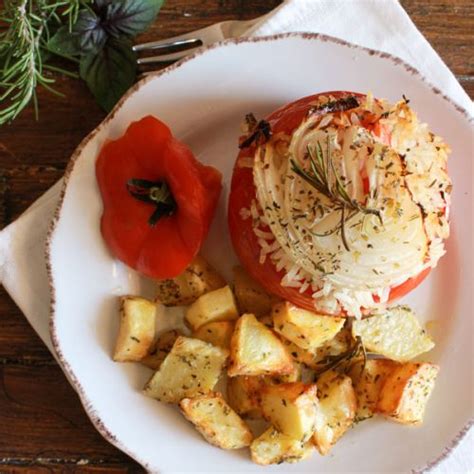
[[96, 116, 222, 279]]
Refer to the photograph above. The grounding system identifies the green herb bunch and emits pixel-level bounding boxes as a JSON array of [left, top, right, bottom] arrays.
[[0, 0, 164, 125]]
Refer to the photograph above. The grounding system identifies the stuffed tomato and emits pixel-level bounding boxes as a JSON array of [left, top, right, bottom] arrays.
[[228, 92, 451, 317]]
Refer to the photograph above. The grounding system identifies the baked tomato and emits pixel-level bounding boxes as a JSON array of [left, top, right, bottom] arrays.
[[228, 92, 431, 314], [97, 116, 222, 279]]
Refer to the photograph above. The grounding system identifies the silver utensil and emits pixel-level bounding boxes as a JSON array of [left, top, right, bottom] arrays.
[[133, 14, 268, 66]]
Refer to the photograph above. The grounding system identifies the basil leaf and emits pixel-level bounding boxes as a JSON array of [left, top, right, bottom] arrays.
[[80, 38, 137, 112], [47, 26, 82, 57], [104, 0, 164, 38], [74, 9, 107, 53]]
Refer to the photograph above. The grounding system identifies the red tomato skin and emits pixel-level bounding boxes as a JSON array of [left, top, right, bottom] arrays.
[[228, 92, 430, 315], [385, 267, 431, 302], [97, 116, 222, 279]]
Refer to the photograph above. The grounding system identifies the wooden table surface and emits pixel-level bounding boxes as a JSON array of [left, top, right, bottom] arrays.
[[0, 1, 472, 472]]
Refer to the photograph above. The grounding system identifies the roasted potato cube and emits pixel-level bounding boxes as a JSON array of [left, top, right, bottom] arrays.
[[180, 393, 253, 449], [185, 285, 239, 331], [260, 382, 319, 442], [113, 296, 156, 362], [233, 266, 279, 317], [376, 362, 439, 425], [314, 326, 352, 365], [264, 362, 302, 384], [272, 302, 345, 350], [250, 427, 315, 465], [352, 305, 434, 362], [313, 371, 357, 455], [228, 314, 295, 377], [143, 337, 228, 403], [282, 339, 319, 368], [227, 376, 265, 418], [140, 329, 182, 370], [226, 367, 303, 419], [258, 313, 273, 328], [193, 321, 234, 349], [283, 327, 352, 370], [156, 255, 225, 306], [349, 359, 399, 421]]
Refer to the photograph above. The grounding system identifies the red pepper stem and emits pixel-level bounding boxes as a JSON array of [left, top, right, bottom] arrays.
[[126, 178, 177, 226]]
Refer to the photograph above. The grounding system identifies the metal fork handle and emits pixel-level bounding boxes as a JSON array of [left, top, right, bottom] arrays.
[[133, 13, 269, 54], [137, 46, 202, 64], [133, 37, 201, 53]]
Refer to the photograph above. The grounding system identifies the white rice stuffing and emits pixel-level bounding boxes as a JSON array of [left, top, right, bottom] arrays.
[[254, 228, 275, 240]]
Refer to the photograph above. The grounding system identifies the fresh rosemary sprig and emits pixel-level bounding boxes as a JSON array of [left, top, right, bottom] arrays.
[[290, 136, 383, 251], [61, 0, 90, 31], [0, 0, 82, 125], [0, 1, 164, 125], [239, 115, 272, 149], [313, 335, 367, 379]]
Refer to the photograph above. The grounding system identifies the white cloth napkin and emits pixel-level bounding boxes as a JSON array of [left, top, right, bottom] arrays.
[[0, 0, 472, 471], [247, 0, 473, 113]]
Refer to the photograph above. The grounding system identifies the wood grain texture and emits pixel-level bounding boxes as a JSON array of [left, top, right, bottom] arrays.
[[0, 0, 472, 472], [401, 0, 474, 75], [0, 288, 52, 361], [1, 466, 141, 474]]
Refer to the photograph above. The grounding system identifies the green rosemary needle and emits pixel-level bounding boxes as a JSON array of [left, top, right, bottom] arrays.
[[313, 335, 367, 379], [290, 136, 383, 251], [0, 0, 89, 125]]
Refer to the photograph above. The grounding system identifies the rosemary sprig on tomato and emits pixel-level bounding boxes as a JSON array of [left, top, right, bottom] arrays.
[[290, 136, 383, 251]]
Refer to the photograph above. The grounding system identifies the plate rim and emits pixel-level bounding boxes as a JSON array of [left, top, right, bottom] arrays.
[[45, 31, 473, 473]]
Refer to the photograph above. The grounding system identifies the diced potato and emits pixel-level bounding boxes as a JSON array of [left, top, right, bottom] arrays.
[[140, 329, 182, 370], [282, 339, 319, 368], [143, 337, 228, 403], [314, 326, 352, 366], [376, 362, 439, 425], [260, 382, 319, 442], [250, 427, 315, 465], [228, 314, 295, 377], [259, 313, 273, 328], [180, 393, 253, 449], [226, 366, 303, 419], [193, 321, 235, 349], [233, 266, 279, 317], [113, 296, 156, 362], [313, 371, 357, 455], [227, 376, 264, 418], [352, 305, 435, 362], [282, 326, 351, 370], [185, 285, 239, 331], [264, 362, 302, 384], [272, 302, 345, 350], [156, 255, 225, 306], [348, 359, 399, 421]]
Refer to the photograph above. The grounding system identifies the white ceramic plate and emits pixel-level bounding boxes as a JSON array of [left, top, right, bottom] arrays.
[[47, 33, 473, 473]]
